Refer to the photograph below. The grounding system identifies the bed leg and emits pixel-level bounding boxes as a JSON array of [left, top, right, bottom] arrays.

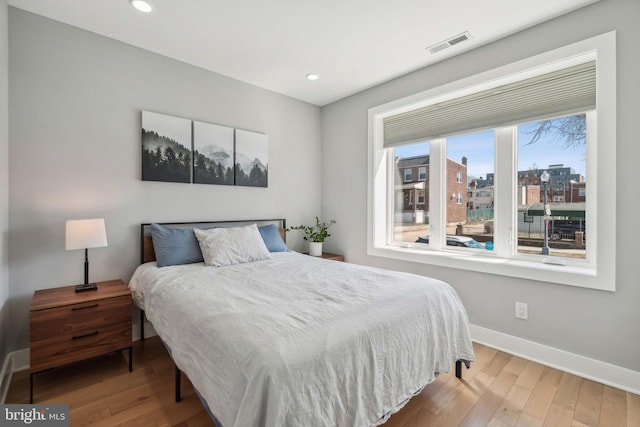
[[175, 366, 182, 402], [455, 360, 462, 379], [140, 309, 145, 341]]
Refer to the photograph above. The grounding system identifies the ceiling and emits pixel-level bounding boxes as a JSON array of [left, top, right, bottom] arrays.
[[8, 0, 598, 106]]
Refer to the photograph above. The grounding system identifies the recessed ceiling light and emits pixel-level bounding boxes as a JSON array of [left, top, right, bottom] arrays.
[[131, 0, 153, 13], [306, 73, 319, 81]]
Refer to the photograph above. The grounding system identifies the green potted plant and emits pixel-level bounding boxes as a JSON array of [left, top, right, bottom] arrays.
[[287, 217, 336, 256]]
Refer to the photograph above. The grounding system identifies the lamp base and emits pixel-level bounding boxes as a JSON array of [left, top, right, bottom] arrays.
[[75, 283, 98, 293]]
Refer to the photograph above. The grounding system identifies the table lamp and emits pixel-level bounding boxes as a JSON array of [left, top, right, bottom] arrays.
[[65, 218, 108, 292]]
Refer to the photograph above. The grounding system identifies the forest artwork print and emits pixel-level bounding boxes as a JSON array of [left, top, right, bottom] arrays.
[[235, 129, 268, 187], [140, 110, 268, 187], [193, 121, 234, 185], [142, 111, 192, 183]]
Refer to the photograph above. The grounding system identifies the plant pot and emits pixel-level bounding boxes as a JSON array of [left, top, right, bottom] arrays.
[[308, 241, 323, 256]]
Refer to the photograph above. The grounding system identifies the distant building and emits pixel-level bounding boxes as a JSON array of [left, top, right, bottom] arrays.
[[569, 181, 586, 202], [395, 160, 583, 225], [488, 164, 585, 204], [518, 185, 541, 205], [395, 155, 467, 224], [475, 175, 494, 188], [467, 185, 494, 210]]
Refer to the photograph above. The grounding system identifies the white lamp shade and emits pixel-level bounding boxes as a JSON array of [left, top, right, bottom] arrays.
[[65, 218, 108, 250]]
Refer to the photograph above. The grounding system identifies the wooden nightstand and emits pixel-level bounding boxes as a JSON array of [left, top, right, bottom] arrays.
[[29, 279, 132, 403], [314, 252, 345, 262]]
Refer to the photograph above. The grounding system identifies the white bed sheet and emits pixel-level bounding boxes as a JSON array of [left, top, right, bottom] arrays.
[[129, 251, 474, 427]]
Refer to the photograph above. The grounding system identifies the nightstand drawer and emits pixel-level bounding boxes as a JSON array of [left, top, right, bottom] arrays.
[[30, 322, 131, 372], [30, 295, 131, 342]]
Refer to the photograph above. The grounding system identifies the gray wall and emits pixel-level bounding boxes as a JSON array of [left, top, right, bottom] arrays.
[[7, 8, 322, 352], [322, 0, 640, 371], [0, 0, 8, 363], [6, 0, 639, 376]]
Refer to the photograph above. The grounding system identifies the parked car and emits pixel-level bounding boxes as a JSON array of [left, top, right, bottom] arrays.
[[415, 235, 485, 249]]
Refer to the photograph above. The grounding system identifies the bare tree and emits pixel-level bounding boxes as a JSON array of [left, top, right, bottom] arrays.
[[524, 114, 586, 148]]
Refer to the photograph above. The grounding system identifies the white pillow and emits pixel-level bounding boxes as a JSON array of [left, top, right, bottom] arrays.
[[194, 224, 271, 267]]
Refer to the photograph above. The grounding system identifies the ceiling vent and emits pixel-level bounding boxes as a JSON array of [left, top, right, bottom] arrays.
[[427, 31, 472, 55]]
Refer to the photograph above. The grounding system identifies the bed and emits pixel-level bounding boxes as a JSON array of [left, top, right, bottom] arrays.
[[129, 219, 474, 427]]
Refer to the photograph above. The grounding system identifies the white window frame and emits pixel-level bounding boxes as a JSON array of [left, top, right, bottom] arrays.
[[456, 171, 462, 184], [367, 32, 616, 291], [403, 168, 411, 182]]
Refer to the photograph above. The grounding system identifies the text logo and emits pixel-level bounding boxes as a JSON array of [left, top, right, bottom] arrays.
[[1, 405, 69, 426]]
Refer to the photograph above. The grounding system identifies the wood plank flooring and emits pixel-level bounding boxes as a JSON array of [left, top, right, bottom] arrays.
[[6, 337, 639, 426]]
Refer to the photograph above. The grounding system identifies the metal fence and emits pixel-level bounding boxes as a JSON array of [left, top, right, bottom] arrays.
[[466, 208, 494, 223]]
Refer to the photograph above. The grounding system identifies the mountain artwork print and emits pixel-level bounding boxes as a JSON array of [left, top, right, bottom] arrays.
[[193, 121, 234, 185], [142, 111, 192, 183], [235, 129, 268, 187]]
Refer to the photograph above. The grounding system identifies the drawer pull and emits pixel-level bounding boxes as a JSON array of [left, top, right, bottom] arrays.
[[72, 304, 99, 311], [72, 331, 99, 340]]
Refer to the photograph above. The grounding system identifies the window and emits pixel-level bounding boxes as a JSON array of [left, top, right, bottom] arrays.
[[418, 167, 427, 181], [517, 115, 587, 259], [393, 142, 430, 244], [447, 130, 494, 247], [403, 169, 411, 182], [368, 32, 616, 291]]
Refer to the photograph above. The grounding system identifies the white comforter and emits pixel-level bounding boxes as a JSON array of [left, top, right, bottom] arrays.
[[129, 252, 474, 427]]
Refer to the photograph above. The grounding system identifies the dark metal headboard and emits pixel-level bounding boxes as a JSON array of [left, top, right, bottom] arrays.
[[140, 218, 287, 264]]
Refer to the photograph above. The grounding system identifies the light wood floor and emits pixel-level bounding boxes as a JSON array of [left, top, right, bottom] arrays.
[[7, 337, 639, 426]]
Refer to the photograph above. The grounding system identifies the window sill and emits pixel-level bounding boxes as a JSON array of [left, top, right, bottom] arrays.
[[368, 244, 611, 291]]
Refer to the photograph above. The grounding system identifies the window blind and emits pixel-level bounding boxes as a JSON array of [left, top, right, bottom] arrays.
[[383, 61, 595, 147]]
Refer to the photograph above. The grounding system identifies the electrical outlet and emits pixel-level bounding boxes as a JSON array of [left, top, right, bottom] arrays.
[[515, 301, 528, 320]]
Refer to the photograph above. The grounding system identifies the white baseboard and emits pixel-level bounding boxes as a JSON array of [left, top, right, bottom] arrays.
[[0, 348, 29, 403], [10, 349, 29, 372], [470, 324, 640, 395], [0, 351, 12, 403]]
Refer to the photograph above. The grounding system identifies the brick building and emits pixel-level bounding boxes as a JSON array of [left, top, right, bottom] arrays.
[[395, 155, 467, 224]]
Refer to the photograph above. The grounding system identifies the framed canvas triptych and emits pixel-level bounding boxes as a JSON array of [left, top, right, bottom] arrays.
[[141, 111, 268, 188]]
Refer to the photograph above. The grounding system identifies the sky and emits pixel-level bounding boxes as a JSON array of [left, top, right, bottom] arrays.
[[142, 111, 191, 148], [394, 119, 587, 180], [236, 129, 268, 166]]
